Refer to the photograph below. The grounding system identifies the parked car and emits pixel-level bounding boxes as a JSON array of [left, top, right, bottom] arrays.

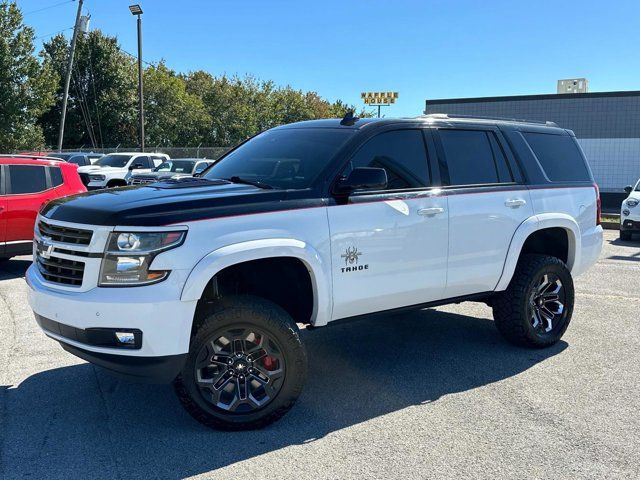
[[49, 152, 104, 167], [620, 179, 640, 240], [27, 114, 603, 430], [128, 158, 214, 185], [77, 152, 169, 189], [0, 155, 86, 261]]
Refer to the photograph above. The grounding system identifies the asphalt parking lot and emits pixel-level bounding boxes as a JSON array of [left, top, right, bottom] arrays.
[[1, 229, 639, 480]]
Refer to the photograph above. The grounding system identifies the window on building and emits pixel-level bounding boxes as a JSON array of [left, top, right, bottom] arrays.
[[439, 129, 513, 185], [343, 129, 430, 190], [9, 165, 47, 194], [523, 132, 591, 182]]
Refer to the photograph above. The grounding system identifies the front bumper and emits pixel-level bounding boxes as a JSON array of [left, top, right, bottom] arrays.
[[27, 264, 197, 382], [620, 218, 640, 232]]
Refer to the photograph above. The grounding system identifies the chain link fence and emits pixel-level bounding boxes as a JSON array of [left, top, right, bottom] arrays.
[[58, 146, 232, 159]]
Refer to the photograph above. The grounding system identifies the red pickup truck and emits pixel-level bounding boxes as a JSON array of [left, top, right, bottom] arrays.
[[0, 156, 86, 261]]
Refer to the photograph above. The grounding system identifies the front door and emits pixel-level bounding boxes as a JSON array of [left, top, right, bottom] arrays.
[[328, 128, 449, 320]]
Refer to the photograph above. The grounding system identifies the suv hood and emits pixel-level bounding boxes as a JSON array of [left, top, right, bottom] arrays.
[[41, 178, 321, 226], [77, 165, 127, 175]]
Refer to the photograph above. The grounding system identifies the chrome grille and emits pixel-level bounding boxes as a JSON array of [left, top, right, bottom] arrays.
[[36, 254, 85, 287], [130, 177, 155, 185], [38, 220, 93, 245]]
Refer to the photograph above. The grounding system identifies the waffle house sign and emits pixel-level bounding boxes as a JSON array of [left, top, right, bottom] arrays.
[[361, 91, 399, 105]]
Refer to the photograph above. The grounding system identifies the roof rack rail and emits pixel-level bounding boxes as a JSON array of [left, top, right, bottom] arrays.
[[420, 113, 558, 127], [0, 154, 64, 161]]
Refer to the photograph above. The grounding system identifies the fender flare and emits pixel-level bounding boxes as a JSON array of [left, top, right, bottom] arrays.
[[180, 238, 332, 326], [494, 213, 581, 291]]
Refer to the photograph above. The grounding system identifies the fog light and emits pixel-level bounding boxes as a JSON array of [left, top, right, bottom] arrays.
[[623, 209, 630, 216], [115, 331, 136, 345]]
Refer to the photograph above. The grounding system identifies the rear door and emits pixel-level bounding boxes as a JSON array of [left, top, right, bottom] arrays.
[[328, 128, 449, 320], [432, 127, 534, 298], [4, 164, 49, 251]]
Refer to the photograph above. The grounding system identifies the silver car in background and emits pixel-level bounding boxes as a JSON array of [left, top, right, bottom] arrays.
[[128, 158, 214, 185]]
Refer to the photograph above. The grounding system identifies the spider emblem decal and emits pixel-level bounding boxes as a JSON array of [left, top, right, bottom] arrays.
[[341, 246, 362, 266]]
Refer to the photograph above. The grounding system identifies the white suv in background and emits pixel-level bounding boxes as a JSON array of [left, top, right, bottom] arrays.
[[77, 152, 169, 189], [620, 179, 640, 240]]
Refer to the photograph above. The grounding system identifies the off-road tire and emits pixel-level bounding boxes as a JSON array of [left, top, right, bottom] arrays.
[[174, 295, 307, 430], [620, 230, 632, 241], [492, 254, 574, 348]]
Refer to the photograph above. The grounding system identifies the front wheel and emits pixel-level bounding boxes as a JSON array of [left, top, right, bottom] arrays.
[[174, 296, 307, 430], [492, 254, 574, 348], [620, 230, 632, 241]]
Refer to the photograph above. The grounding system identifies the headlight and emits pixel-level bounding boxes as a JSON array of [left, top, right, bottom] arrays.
[[99, 230, 186, 286], [89, 174, 106, 181], [626, 198, 639, 207]]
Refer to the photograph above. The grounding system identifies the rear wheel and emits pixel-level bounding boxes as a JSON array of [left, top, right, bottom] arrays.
[[620, 230, 632, 241], [492, 254, 574, 348], [174, 295, 307, 430]]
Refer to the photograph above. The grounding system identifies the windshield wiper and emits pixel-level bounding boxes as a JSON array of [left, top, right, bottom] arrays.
[[226, 176, 274, 190]]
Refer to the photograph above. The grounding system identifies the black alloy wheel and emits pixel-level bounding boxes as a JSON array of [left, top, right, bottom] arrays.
[[175, 295, 307, 430], [194, 326, 286, 413]]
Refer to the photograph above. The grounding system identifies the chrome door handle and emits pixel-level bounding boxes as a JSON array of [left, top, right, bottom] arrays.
[[417, 207, 445, 216], [505, 198, 527, 208]]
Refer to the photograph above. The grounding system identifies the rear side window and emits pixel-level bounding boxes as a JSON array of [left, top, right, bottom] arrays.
[[50, 167, 64, 187], [345, 129, 430, 190], [522, 132, 591, 182], [438, 129, 513, 186], [68, 155, 87, 166], [9, 165, 47, 194]]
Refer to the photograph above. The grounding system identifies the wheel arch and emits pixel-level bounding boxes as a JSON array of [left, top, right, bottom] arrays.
[[495, 214, 581, 291], [180, 238, 331, 326]]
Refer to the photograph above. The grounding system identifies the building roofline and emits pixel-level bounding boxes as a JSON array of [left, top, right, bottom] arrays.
[[425, 90, 640, 105]]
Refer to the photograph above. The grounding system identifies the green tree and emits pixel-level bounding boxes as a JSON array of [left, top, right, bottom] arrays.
[[0, 1, 57, 151], [144, 62, 211, 147], [40, 30, 138, 149]]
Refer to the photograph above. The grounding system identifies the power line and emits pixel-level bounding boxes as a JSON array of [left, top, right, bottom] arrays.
[[23, 0, 74, 16], [35, 26, 74, 40], [117, 46, 156, 67]]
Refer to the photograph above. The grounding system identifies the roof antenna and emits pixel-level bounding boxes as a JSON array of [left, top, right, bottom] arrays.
[[340, 110, 359, 126]]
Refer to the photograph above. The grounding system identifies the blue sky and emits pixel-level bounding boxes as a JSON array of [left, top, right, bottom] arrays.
[[16, 0, 640, 117]]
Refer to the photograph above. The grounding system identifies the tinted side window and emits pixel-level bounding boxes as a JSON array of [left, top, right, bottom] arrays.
[[523, 132, 591, 182], [194, 162, 209, 174], [68, 155, 87, 166], [133, 156, 151, 169], [439, 129, 512, 186], [50, 167, 64, 187], [9, 165, 47, 194], [345, 130, 430, 190]]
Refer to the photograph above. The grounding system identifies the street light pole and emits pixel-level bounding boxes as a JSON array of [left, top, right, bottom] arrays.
[[56, 0, 84, 152], [130, 4, 145, 152]]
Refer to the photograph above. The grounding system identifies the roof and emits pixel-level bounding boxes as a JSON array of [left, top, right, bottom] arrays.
[[0, 156, 67, 166], [425, 90, 640, 105], [278, 115, 564, 131]]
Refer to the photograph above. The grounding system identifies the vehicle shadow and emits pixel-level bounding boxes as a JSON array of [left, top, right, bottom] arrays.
[[1, 308, 567, 480], [0, 258, 31, 281]]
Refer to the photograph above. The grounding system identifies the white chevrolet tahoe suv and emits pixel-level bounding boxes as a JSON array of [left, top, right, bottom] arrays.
[[77, 152, 169, 189], [27, 114, 603, 430], [620, 179, 640, 240]]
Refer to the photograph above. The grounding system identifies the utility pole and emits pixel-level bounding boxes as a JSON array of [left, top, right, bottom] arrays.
[[129, 4, 144, 152], [57, 0, 84, 152]]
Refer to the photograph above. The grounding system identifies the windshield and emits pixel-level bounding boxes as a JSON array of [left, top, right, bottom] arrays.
[[95, 154, 133, 168], [154, 160, 196, 173], [203, 128, 354, 189], [51, 153, 73, 161], [636, 180, 640, 192]]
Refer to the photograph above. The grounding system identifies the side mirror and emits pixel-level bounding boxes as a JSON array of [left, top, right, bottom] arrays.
[[336, 167, 387, 194], [129, 163, 143, 171], [624, 185, 633, 194]]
